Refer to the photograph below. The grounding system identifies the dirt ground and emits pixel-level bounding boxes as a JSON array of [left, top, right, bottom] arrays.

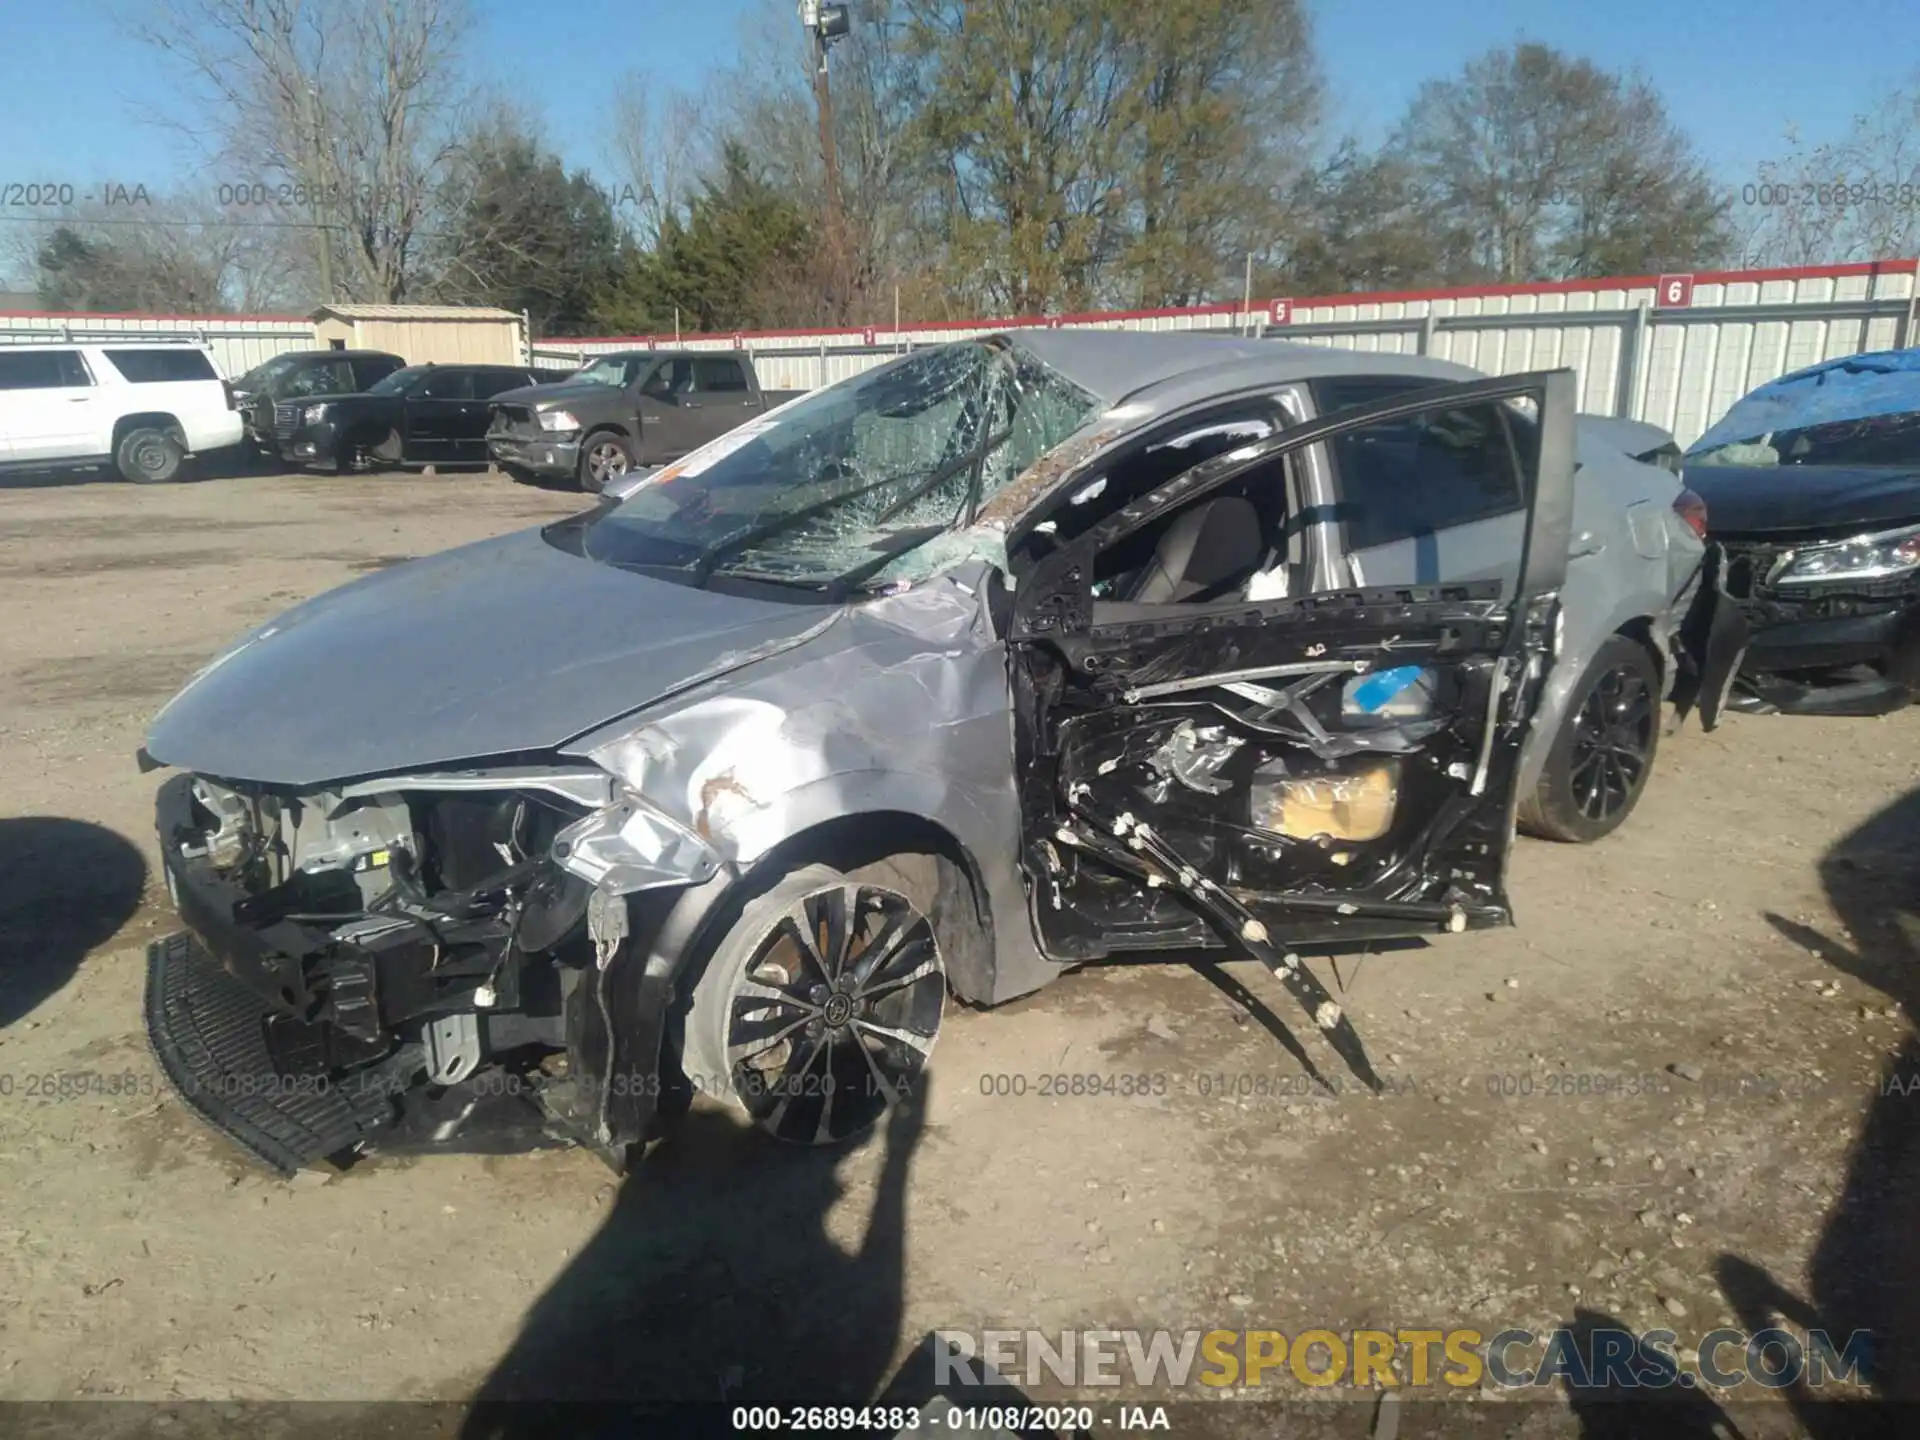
[[2, 469, 1917, 1433]]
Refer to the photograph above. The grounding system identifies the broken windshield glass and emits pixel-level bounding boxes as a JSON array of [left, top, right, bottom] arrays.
[[574, 341, 1099, 590]]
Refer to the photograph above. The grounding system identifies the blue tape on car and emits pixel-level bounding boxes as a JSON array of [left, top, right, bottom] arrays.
[[1349, 666, 1425, 714]]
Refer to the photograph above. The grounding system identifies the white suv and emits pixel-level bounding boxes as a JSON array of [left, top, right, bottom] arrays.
[[0, 341, 245, 483]]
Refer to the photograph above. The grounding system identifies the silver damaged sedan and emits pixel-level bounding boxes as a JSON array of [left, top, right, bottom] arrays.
[[141, 332, 1744, 1173]]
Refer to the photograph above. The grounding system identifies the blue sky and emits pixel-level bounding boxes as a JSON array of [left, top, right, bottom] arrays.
[[0, 0, 1912, 279]]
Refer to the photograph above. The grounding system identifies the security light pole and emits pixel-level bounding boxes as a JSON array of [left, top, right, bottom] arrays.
[[799, 1, 851, 316]]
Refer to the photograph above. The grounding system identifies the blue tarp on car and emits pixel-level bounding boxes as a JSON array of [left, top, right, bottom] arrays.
[[1687, 347, 1920, 456]]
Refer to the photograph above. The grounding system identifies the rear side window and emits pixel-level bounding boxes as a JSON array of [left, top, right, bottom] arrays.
[[0, 349, 91, 389], [1317, 378, 1526, 548], [103, 348, 217, 384], [693, 358, 748, 392]]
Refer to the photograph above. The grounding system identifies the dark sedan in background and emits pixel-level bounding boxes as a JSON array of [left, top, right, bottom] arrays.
[[1684, 347, 1920, 715], [274, 363, 572, 473]]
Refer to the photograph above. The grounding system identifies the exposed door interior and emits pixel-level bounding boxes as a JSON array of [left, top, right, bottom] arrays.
[[1007, 372, 1575, 973]]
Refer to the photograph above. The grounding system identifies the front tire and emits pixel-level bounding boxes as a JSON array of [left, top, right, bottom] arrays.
[[682, 861, 945, 1145], [577, 433, 633, 494], [117, 427, 185, 484], [1519, 633, 1662, 843]]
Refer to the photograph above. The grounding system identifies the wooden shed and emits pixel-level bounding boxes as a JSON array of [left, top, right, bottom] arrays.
[[309, 304, 526, 365]]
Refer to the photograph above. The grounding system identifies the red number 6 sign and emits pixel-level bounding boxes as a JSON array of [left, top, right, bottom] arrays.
[[1657, 273, 1694, 308]]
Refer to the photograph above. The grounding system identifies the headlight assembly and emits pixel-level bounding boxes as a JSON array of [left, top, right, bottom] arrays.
[[550, 788, 720, 894], [1772, 522, 1920, 586], [539, 410, 581, 433], [302, 403, 329, 425]]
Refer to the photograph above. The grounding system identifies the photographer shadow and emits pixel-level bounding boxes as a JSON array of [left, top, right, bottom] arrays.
[[462, 1074, 932, 1437], [1711, 785, 1920, 1434], [0, 817, 147, 1027]]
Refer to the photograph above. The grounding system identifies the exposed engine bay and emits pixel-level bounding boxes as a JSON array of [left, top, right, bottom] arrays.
[[150, 765, 701, 1172]]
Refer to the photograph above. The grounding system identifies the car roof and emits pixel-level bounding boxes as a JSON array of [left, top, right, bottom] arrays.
[[282, 349, 404, 361], [1005, 329, 1481, 408], [3, 339, 211, 351]]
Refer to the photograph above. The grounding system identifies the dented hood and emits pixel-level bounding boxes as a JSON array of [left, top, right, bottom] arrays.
[[145, 527, 832, 787]]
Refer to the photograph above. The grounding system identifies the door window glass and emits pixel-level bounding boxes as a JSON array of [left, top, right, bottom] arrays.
[[413, 369, 475, 400], [1314, 377, 1526, 549], [693, 358, 748, 393], [643, 359, 693, 398], [0, 350, 88, 390], [102, 349, 216, 383], [1325, 403, 1525, 548]]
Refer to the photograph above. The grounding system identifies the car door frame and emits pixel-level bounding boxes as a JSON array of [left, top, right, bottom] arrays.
[[1005, 369, 1576, 965], [402, 367, 479, 463], [633, 357, 701, 461], [687, 354, 761, 447], [3, 348, 104, 462]]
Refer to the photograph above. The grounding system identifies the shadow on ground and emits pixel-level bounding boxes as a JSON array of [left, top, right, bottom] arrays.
[[1708, 785, 1920, 1434], [461, 1077, 932, 1437], [0, 817, 148, 1026]]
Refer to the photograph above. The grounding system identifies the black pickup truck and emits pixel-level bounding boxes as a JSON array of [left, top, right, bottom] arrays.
[[487, 349, 804, 492], [229, 349, 406, 456], [274, 362, 572, 473]]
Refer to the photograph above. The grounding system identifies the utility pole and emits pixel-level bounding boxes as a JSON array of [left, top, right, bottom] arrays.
[[799, 2, 851, 318], [304, 85, 334, 303]]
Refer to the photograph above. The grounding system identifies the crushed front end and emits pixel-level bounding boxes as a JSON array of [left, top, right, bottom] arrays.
[[148, 766, 719, 1173], [1720, 527, 1920, 716]]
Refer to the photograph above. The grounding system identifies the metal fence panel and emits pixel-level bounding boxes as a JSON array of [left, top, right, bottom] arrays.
[[14, 263, 1916, 444], [0, 313, 316, 377]]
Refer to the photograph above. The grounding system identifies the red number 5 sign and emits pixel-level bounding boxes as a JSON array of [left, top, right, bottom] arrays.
[[1657, 273, 1694, 308]]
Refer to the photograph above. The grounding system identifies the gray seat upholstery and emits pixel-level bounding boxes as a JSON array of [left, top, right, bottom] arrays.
[[1128, 495, 1264, 604]]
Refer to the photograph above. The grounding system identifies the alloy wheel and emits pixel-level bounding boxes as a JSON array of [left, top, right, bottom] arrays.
[[1569, 663, 1655, 821], [725, 881, 943, 1144], [586, 440, 630, 486]]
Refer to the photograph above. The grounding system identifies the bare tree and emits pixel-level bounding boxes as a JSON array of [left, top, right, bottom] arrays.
[[13, 193, 311, 312], [1732, 78, 1920, 267], [609, 86, 713, 249], [1390, 44, 1730, 282], [128, 0, 475, 303]]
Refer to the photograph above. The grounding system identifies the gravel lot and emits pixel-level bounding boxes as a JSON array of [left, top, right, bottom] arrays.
[[1, 469, 1916, 1431]]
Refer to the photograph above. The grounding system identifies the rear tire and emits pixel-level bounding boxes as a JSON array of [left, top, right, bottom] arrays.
[[117, 427, 186, 484], [1519, 634, 1662, 843], [682, 860, 944, 1146], [577, 433, 633, 494]]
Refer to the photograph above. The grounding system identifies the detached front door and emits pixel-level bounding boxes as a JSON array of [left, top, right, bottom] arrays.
[[1006, 371, 1577, 968]]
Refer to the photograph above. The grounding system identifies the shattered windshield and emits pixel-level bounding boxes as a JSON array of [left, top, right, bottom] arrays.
[[573, 341, 1099, 591]]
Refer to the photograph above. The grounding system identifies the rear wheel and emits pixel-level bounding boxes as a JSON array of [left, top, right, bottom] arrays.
[[117, 426, 186, 484], [682, 861, 945, 1145], [1519, 634, 1662, 843], [578, 433, 632, 494]]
